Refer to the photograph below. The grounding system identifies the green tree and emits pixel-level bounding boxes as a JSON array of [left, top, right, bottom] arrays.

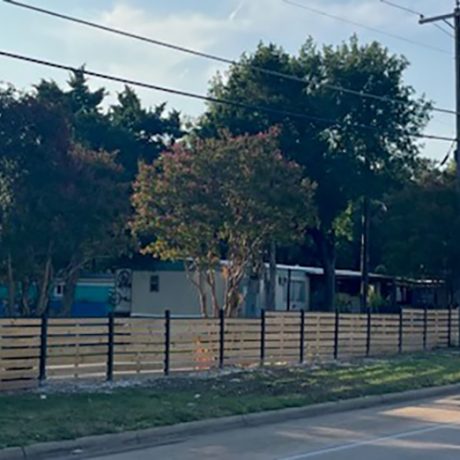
[[0, 86, 127, 316], [381, 164, 460, 302], [132, 129, 315, 317], [36, 73, 183, 179], [200, 37, 429, 309], [108, 86, 183, 178]]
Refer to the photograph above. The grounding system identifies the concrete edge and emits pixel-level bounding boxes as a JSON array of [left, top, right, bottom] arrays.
[[2, 383, 460, 460]]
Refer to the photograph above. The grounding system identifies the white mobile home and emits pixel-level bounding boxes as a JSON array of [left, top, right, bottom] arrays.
[[113, 261, 414, 317]]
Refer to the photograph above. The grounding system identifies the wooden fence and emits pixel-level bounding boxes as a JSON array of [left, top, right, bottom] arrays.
[[0, 308, 459, 392]]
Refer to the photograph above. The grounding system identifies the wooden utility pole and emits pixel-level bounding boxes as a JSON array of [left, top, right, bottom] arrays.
[[420, 3, 460, 187]]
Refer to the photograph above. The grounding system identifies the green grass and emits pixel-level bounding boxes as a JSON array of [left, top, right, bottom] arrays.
[[1, 350, 460, 449]]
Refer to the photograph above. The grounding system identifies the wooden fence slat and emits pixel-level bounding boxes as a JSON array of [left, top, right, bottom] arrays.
[[0, 327, 42, 337], [114, 344, 163, 354], [113, 362, 163, 373], [46, 345, 108, 356], [47, 326, 109, 335], [47, 335, 108, 346], [0, 319, 41, 326], [47, 354, 107, 366], [47, 366, 107, 378], [48, 317, 109, 327], [0, 357, 39, 368], [0, 337, 41, 347], [0, 368, 38, 379]]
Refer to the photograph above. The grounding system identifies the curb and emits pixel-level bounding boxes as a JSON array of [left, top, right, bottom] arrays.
[[2, 383, 460, 460]]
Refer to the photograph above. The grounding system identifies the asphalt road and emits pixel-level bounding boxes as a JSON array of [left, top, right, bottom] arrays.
[[88, 394, 460, 460]]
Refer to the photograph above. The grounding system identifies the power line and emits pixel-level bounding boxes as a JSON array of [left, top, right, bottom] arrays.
[[2, 0, 457, 117], [440, 141, 456, 166], [432, 23, 455, 39], [0, 51, 335, 126], [380, 0, 454, 38], [282, 0, 452, 55], [379, 0, 420, 17], [0, 49, 455, 143]]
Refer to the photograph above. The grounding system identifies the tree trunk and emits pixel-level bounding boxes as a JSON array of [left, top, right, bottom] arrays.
[[6, 252, 15, 316], [323, 253, 336, 311], [225, 285, 242, 317], [264, 241, 277, 311], [223, 262, 248, 317], [312, 228, 336, 311], [184, 262, 209, 317], [37, 253, 53, 316], [20, 278, 31, 317], [62, 268, 80, 317], [197, 269, 209, 318], [206, 269, 220, 317]]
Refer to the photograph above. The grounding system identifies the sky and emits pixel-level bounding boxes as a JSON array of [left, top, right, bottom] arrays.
[[0, 0, 457, 161]]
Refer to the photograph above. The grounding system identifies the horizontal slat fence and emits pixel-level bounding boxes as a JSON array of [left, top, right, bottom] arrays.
[[403, 309, 425, 352], [370, 314, 400, 356], [46, 318, 109, 380], [338, 314, 368, 359], [0, 319, 41, 391], [113, 318, 163, 376], [265, 313, 301, 364], [170, 319, 220, 372], [305, 313, 336, 362], [1, 308, 459, 391], [225, 319, 260, 366]]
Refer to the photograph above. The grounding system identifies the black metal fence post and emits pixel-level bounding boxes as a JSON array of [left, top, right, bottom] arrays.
[[299, 309, 305, 364], [423, 305, 428, 351], [448, 304, 453, 348], [366, 308, 372, 357], [164, 310, 171, 376], [106, 313, 115, 382], [219, 308, 225, 369], [398, 308, 403, 354], [39, 313, 48, 384], [260, 309, 266, 366], [334, 309, 340, 360]]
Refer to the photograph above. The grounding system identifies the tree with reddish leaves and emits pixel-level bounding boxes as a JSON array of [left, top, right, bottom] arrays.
[[132, 129, 315, 317]]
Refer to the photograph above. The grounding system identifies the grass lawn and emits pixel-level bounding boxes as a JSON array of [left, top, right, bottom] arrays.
[[1, 350, 460, 449]]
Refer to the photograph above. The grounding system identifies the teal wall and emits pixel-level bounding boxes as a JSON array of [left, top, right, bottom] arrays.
[[0, 276, 114, 317]]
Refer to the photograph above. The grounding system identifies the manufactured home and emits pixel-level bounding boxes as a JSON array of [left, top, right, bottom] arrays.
[[112, 261, 447, 317]]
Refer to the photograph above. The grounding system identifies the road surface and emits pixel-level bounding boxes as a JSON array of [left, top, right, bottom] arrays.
[[86, 394, 460, 459]]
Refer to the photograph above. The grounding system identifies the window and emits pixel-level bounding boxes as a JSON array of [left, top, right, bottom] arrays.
[[54, 284, 64, 297], [283, 280, 306, 303], [150, 275, 159, 292]]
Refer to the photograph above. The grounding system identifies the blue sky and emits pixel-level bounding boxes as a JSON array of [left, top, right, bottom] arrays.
[[0, 0, 456, 161]]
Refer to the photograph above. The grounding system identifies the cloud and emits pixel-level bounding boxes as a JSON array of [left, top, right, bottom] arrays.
[[40, 2, 250, 114], [229, 0, 246, 21]]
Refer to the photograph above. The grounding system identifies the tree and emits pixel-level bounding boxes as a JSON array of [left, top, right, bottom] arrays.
[[381, 164, 460, 302], [132, 129, 315, 317], [0, 86, 127, 316], [108, 86, 183, 178], [31, 73, 184, 312], [36, 73, 183, 179], [51, 145, 128, 315], [199, 37, 429, 309]]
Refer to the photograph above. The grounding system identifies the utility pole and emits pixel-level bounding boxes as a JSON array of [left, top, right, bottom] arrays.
[[360, 196, 370, 311], [420, 3, 460, 187]]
